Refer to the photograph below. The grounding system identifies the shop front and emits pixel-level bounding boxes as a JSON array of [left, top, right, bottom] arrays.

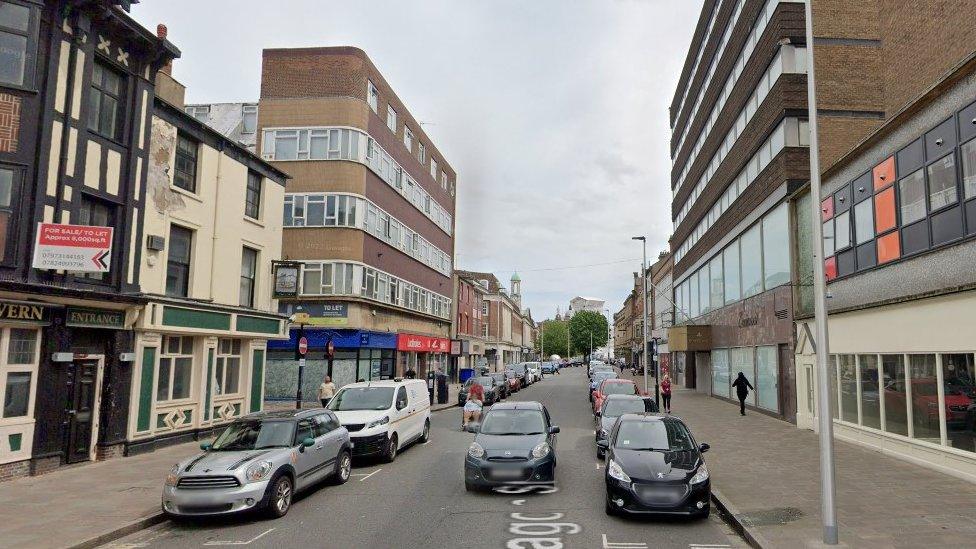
[[397, 333, 450, 378]]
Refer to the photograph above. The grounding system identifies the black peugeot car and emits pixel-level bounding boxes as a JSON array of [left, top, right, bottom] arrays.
[[600, 413, 710, 518], [458, 376, 500, 407], [464, 401, 559, 491], [488, 372, 510, 400], [595, 395, 659, 459]]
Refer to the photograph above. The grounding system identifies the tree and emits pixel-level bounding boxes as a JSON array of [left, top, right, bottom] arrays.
[[536, 320, 568, 358], [568, 310, 609, 357]]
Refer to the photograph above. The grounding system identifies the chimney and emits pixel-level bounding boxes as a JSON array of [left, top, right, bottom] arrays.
[[157, 24, 172, 75]]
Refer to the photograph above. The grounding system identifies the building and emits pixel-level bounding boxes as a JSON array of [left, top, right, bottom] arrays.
[[456, 271, 535, 370], [613, 297, 634, 362], [567, 296, 605, 317], [0, 1, 180, 479], [666, 0, 886, 422], [648, 252, 675, 384], [793, 3, 976, 478], [451, 273, 488, 380], [253, 47, 457, 398], [125, 55, 289, 455], [182, 102, 259, 153]]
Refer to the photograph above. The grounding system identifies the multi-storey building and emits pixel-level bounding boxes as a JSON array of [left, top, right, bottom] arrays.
[[253, 47, 457, 398], [182, 102, 258, 153], [451, 273, 487, 380], [667, 0, 885, 422], [456, 271, 534, 370], [0, 0, 179, 479], [793, 2, 976, 477], [613, 297, 634, 363]]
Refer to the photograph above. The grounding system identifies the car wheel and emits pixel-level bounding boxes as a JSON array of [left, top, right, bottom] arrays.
[[420, 419, 431, 443], [382, 434, 398, 463], [597, 447, 605, 460], [331, 450, 351, 485], [266, 475, 293, 518]]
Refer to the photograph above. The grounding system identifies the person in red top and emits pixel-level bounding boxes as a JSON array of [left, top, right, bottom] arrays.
[[463, 382, 485, 430], [660, 374, 673, 414]]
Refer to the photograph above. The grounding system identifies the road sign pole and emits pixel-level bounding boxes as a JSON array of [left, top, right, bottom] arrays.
[[295, 323, 306, 410]]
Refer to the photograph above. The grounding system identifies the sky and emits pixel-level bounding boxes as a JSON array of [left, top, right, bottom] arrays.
[[130, 0, 701, 322]]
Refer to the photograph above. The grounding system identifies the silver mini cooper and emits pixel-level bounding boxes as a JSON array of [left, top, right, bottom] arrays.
[[162, 409, 351, 519]]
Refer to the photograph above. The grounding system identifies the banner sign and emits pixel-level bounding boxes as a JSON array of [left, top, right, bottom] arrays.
[[32, 223, 113, 272], [397, 333, 450, 353], [66, 307, 125, 329], [278, 302, 348, 326]]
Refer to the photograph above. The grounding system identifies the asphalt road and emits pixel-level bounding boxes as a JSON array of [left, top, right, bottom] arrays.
[[105, 368, 745, 549]]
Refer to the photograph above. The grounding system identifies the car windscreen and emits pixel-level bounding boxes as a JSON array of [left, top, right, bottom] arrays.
[[602, 382, 636, 395], [614, 420, 695, 451], [473, 376, 494, 386], [510, 364, 527, 373], [480, 409, 547, 436], [328, 387, 395, 411], [489, 374, 505, 382], [602, 399, 653, 417], [505, 371, 516, 379], [211, 420, 295, 451], [524, 362, 541, 368], [592, 372, 617, 383]]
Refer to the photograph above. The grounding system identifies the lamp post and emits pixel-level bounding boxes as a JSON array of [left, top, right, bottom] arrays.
[[632, 236, 654, 404]]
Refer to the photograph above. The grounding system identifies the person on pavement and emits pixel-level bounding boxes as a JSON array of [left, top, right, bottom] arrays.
[[732, 372, 754, 416], [318, 375, 336, 407], [661, 374, 672, 413], [462, 381, 485, 430], [405, 368, 417, 379]]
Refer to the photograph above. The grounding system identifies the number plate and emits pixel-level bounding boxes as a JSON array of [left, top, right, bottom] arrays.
[[491, 468, 523, 479]]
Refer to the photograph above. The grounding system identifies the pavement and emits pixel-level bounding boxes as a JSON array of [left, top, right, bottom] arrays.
[[619, 371, 976, 548]]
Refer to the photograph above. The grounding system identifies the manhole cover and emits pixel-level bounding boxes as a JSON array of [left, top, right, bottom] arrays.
[[737, 507, 804, 526]]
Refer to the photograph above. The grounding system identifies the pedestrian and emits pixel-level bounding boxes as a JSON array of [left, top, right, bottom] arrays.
[[317, 375, 336, 408], [731, 372, 754, 416], [660, 373, 672, 413], [405, 368, 417, 379], [462, 381, 484, 430]]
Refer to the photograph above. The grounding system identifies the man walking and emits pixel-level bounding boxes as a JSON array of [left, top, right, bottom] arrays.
[[731, 372, 754, 416]]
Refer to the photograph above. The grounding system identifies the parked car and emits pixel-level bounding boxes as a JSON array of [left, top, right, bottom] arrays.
[[589, 371, 619, 401], [524, 362, 543, 383], [541, 362, 558, 374], [600, 413, 710, 518], [509, 363, 531, 386], [464, 401, 559, 491], [328, 379, 430, 462], [459, 376, 501, 407], [589, 364, 614, 381], [594, 395, 658, 458], [489, 372, 510, 400], [505, 370, 522, 393], [162, 409, 351, 519], [592, 379, 644, 415]]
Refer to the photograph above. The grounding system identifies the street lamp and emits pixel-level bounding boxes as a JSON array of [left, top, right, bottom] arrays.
[[632, 236, 655, 405]]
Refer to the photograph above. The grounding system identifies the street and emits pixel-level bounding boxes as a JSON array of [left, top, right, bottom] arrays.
[[106, 368, 744, 549]]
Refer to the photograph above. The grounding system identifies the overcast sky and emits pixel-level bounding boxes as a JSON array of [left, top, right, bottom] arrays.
[[131, 0, 701, 321]]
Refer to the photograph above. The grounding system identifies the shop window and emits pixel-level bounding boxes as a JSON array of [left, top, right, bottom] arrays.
[[731, 347, 755, 406], [711, 349, 730, 398], [898, 169, 926, 224], [7, 327, 35, 364], [963, 138, 976, 200], [166, 225, 193, 297], [874, 187, 897, 234], [739, 224, 762, 298], [872, 157, 895, 191], [927, 153, 958, 211], [908, 354, 940, 443], [877, 231, 901, 264], [2, 371, 29, 417], [942, 353, 976, 453], [215, 339, 242, 396], [88, 59, 124, 140], [158, 336, 193, 402], [838, 355, 858, 423], [829, 356, 839, 419], [858, 355, 881, 429], [756, 346, 778, 412], [882, 354, 908, 436]]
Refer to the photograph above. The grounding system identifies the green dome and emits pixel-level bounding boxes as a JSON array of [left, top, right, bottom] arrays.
[[511, 272, 521, 282]]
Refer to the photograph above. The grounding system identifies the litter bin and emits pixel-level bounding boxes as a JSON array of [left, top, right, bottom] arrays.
[[459, 368, 475, 383], [436, 372, 449, 404]]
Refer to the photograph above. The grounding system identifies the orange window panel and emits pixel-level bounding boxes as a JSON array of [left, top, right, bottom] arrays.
[[874, 187, 897, 233], [825, 257, 837, 281], [873, 156, 895, 191], [821, 196, 834, 222], [877, 231, 901, 264]]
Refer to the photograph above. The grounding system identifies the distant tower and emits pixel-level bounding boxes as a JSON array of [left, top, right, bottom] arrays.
[[555, 306, 562, 321], [510, 272, 522, 306]]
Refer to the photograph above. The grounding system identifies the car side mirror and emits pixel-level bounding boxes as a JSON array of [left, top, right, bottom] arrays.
[[699, 443, 710, 453], [301, 437, 315, 450], [548, 426, 560, 434], [200, 441, 212, 451]]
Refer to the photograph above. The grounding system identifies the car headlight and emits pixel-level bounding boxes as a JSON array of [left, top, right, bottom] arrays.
[[366, 416, 390, 429], [468, 442, 485, 458], [165, 463, 180, 486], [245, 460, 274, 483], [531, 442, 551, 459], [607, 459, 631, 483], [690, 464, 709, 484]]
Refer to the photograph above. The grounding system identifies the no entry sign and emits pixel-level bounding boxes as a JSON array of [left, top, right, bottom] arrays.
[[32, 223, 113, 272], [298, 336, 309, 356]]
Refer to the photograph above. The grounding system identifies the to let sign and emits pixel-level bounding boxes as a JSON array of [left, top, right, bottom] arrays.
[[32, 223, 113, 272]]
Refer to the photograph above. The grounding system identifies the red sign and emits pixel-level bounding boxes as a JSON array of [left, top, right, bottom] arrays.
[[32, 223, 113, 272], [298, 337, 308, 356], [397, 333, 451, 353]]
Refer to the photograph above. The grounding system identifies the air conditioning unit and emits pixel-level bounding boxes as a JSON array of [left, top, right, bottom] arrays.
[[146, 235, 166, 251]]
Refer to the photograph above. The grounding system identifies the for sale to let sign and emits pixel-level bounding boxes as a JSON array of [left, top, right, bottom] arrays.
[[32, 223, 113, 272]]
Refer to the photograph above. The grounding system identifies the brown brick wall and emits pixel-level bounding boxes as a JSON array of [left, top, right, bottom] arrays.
[[95, 443, 125, 461], [817, 116, 883, 173], [0, 459, 29, 483], [0, 93, 21, 153], [814, 44, 883, 113], [812, 0, 881, 40], [282, 227, 364, 262]]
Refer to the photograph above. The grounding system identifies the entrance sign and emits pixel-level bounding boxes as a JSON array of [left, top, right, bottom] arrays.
[[32, 223, 113, 272]]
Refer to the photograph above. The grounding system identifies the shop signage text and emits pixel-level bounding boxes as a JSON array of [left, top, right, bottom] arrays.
[[0, 302, 49, 322], [278, 302, 348, 326], [397, 333, 450, 353], [32, 223, 113, 272], [66, 307, 125, 329]]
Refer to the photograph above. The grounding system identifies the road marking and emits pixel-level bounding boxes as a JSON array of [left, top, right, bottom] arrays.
[[689, 545, 731, 548], [602, 534, 648, 548], [202, 528, 274, 546], [357, 469, 382, 481], [512, 499, 525, 506]]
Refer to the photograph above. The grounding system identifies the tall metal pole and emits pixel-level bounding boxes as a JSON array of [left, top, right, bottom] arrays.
[[295, 322, 305, 410], [634, 237, 652, 401], [804, 2, 838, 544]]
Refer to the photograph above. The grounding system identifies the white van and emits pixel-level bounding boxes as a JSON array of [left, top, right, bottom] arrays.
[[327, 379, 430, 462]]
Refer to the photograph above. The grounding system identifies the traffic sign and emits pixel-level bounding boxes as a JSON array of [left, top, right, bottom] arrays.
[[292, 312, 310, 324], [298, 336, 308, 356], [32, 223, 113, 272]]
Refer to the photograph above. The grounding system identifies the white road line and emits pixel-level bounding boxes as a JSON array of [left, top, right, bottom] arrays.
[[202, 527, 275, 546], [602, 533, 648, 549], [689, 545, 731, 548], [357, 468, 382, 481], [512, 499, 526, 506]]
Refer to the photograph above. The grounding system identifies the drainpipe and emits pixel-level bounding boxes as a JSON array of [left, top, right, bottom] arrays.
[[208, 143, 224, 301]]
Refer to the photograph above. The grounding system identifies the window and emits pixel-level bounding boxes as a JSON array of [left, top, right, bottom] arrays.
[[943, 353, 976, 452], [430, 158, 438, 179], [418, 142, 426, 165], [166, 225, 193, 297], [76, 195, 114, 281], [245, 171, 262, 219], [2, 371, 30, 417], [157, 336, 193, 402], [386, 105, 397, 132], [756, 346, 778, 412], [0, 166, 15, 261], [740, 223, 762, 298], [909, 354, 940, 442], [882, 354, 908, 436], [239, 247, 257, 308], [214, 338, 241, 396], [762, 203, 790, 288], [241, 105, 258, 134], [7, 328, 35, 364], [731, 347, 756, 405], [2, 328, 37, 418], [899, 169, 926, 224], [927, 153, 957, 210], [367, 80, 379, 113], [854, 198, 874, 245], [834, 210, 851, 250], [88, 60, 124, 140], [962, 139, 976, 200], [173, 131, 199, 193], [185, 105, 210, 122], [708, 255, 723, 311], [0, 0, 33, 87], [441, 173, 448, 191], [858, 354, 880, 430], [822, 218, 835, 257], [403, 126, 413, 151], [723, 241, 740, 303], [838, 355, 857, 423]]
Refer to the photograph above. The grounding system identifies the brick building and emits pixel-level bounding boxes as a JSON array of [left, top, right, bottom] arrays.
[[455, 271, 535, 371], [249, 47, 457, 396], [451, 273, 487, 380]]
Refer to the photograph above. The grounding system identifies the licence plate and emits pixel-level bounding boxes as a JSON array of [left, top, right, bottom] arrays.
[[491, 469, 523, 478]]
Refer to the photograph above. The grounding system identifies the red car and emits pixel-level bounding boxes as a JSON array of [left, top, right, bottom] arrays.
[[505, 370, 522, 393], [592, 379, 644, 414]]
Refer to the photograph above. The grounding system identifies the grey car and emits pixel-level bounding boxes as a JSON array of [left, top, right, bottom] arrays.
[[595, 395, 659, 459], [162, 409, 351, 519]]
